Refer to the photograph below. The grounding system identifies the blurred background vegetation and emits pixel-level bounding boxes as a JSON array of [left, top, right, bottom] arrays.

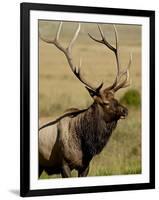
[[39, 20, 141, 178]]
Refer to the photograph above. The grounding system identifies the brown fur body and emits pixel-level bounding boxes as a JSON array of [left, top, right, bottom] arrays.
[[39, 99, 123, 178]]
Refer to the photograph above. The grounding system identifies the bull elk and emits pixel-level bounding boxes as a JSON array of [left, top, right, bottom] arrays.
[[39, 22, 132, 178]]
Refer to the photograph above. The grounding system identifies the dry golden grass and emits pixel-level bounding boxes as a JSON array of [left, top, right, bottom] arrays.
[[39, 21, 141, 178]]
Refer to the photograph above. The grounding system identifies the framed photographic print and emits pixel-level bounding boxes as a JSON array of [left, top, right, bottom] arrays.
[[20, 2, 155, 197]]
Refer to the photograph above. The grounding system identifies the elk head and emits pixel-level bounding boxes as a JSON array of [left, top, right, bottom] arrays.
[[40, 22, 132, 122]]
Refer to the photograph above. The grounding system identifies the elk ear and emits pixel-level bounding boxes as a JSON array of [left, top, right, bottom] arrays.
[[85, 86, 99, 97]]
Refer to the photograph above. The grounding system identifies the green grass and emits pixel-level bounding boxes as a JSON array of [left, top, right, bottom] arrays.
[[120, 89, 141, 108]]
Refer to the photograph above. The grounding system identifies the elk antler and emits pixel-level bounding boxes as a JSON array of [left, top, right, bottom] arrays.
[[39, 22, 103, 96], [88, 24, 132, 92]]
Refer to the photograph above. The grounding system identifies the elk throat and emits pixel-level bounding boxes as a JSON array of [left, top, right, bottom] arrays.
[[73, 103, 117, 161]]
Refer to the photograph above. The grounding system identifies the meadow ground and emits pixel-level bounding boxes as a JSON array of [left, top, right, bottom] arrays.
[[39, 21, 141, 178]]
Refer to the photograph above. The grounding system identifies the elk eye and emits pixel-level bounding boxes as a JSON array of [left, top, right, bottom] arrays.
[[106, 104, 110, 109]]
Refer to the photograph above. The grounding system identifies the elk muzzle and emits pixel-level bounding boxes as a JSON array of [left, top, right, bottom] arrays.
[[119, 106, 128, 119]]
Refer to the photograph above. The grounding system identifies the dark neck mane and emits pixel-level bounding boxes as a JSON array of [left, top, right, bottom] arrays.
[[73, 103, 118, 162]]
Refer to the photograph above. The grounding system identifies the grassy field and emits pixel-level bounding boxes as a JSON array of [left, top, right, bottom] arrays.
[[39, 21, 141, 178]]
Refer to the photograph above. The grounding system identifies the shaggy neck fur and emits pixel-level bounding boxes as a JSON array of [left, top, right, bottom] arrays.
[[72, 102, 118, 164]]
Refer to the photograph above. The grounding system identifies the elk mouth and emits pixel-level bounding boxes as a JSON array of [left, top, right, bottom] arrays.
[[120, 115, 126, 119]]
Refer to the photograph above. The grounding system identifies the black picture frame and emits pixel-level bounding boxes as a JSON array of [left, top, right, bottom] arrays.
[[20, 2, 155, 197]]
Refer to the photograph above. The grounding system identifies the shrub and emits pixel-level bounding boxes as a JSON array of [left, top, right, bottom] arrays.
[[120, 89, 141, 108]]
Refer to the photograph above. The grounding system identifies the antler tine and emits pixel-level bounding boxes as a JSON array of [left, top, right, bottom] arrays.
[[113, 25, 120, 77], [113, 25, 118, 51], [76, 58, 103, 92], [55, 22, 63, 42], [74, 67, 103, 92], [98, 25, 116, 52], [88, 31, 103, 44], [40, 21, 65, 53], [67, 23, 81, 53], [102, 25, 121, 90], [40, 22, 102, 94], [113, 53, 132, 92], [88, 24, 115, 52]]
